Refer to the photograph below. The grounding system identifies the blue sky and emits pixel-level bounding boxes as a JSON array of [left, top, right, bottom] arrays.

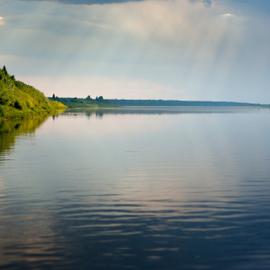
[[0, 0, 270, 102]]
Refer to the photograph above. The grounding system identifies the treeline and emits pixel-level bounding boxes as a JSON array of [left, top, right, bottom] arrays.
[[50, 95, 113, 107], [106, 99, 260, 107], [50, 94, 266, 108]]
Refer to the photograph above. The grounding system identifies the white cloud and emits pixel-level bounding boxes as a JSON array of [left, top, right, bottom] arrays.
[[0, 16, 5, 26], [91, 0, 219, 41], [222, 13, 234, 17]]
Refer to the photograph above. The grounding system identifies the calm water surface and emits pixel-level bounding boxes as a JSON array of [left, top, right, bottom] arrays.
[[1, 107, 270, 270]]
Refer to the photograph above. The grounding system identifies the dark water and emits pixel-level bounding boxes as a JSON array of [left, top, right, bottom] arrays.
[[1, 107, 270, 270]]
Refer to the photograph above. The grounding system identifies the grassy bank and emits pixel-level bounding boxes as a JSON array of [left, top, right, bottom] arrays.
[[0, 66, 66, 119]]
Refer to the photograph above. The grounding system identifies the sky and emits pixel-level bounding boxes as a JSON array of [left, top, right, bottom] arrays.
[[0, 0, 270, 102]]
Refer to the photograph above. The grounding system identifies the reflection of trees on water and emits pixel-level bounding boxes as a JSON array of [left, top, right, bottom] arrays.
[[67, 106, 260, 120], [0, 116, 48, 157]]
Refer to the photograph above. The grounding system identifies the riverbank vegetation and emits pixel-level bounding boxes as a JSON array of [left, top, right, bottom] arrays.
[[51, 95, 269, 108], [0, 66, 66, 119], [50, 95, 115, 108]]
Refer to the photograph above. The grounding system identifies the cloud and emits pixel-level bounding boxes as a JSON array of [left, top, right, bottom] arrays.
[[190, 0, 213, 7], [203, 0, 212, 7], [222, 13, 234, 17], [1, 0, 246, 62], [6, 0, 233, 44], [200, 0, 213, 7], [221, 0, 270, 12], [0, 16, 5, 26], [50, 0, 213, 6], [93, 0, 234, 43], [20, 0, 144, 5]]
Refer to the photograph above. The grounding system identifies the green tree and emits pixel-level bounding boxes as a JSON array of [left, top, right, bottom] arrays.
[[96, 96, 104, 102], [2, 66, 7, 75]]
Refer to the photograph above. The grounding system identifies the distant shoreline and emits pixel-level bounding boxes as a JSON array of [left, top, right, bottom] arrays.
[[50, 96, 270, 108]]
